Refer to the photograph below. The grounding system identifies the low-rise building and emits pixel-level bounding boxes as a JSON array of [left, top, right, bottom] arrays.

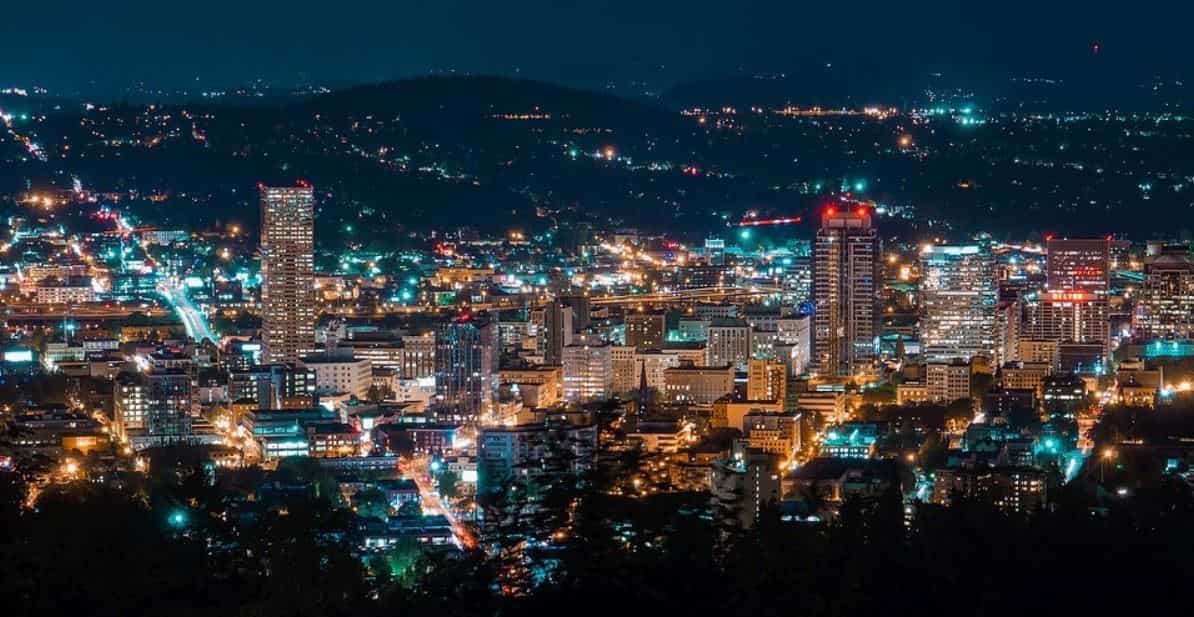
[[664, 365, 734, 406]]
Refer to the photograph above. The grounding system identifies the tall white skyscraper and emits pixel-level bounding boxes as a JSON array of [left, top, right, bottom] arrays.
[[813, 205, 881, 377], [260, 185, 316, 364], [919, 245, 997, 363]]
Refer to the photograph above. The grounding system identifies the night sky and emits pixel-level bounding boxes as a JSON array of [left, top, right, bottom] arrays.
[[3, 0, 1191, 94]]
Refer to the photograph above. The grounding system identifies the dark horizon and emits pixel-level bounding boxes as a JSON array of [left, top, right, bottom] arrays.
[[3, 0, 1192, 96]]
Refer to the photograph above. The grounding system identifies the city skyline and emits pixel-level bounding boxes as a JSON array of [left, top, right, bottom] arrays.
[[4, 5, 1194, 615]]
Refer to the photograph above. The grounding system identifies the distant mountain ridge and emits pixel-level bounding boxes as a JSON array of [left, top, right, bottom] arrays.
[[287, 75, 687, 132]]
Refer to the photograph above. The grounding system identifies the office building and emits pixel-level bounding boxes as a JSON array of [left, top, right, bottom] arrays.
[[814, 206, 881, 377], [706, 318, 750, 369], [228, 363, 317, 410], [1136, 246, 1194, 338], [260, 185, 316, 364], [625, 312, 666, 351], [1025, 237, 1110, 351], [711, 447, 781, 529], [302, 353, 372, 400], [610, 345, 637, 393], [664, 365, 735, 406], [741, 411, 801, 459], [919, 245, 996, 363], [478, 422, 598, 491], [434, 317, 499, 418], [926, 360, 972, 403], [145, 370, 194, 438], [114, 371, 147, 439], [542, 299, 574, 365], [562, 343, 613, 401], [634, 349, 679, 391], [747, 358, 787, 403]]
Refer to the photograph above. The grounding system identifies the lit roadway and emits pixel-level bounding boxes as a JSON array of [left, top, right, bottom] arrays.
[[399, 455, 477, 550], [157, 281, 218, 344], [586, 285, 784, 306], [4, 304, 168, 319]]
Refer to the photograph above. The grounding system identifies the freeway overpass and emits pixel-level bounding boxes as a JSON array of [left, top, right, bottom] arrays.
[[586, 285, 785, 306]]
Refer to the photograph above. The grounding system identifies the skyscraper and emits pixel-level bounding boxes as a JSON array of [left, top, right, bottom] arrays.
[[260, 185, 316, 364], [145, 370, 194, 438], [919, 245, 997, 363], [813, 205, 881, 377], [1025, 238, 1110, 350], [1136, 246, 1194, 339], [435, 316, 499, 418], [558, 293, 591, 331], [542, 299, 574, 365]]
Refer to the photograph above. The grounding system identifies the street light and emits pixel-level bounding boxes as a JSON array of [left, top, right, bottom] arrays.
[[1101, 448, 1116, 483], [168, 509, 189, 528]]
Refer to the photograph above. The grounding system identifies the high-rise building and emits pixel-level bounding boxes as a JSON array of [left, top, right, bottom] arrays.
[[919, 245, 997, 363], [542, 299, 574, 365], [610, 345, 637, 393], [781, 240, 813, 305], [711, 446, 781, 529], [706, 318, 750, 369], [813, 206, 881, 377], [1026, 238, 1110, 350], [434, 316, 499, 418], [558, 294, 591, 331], [114, 371, 147, 439], [562, 343, 613, 401], [228, 363, 317, 410], [400, 333, 436, 379], [1136, 246, 1194, 339], [926, 360, 972, 403], [1047, 237, 1110, 295], [478, 422, 598, 492], [747, 358, 787, 402], [115, 369, 196, 441], [775, 313, 812, 376], [634, 349, 679, 391], [145, 370, 194, 438], [260, 185, 316, 364]]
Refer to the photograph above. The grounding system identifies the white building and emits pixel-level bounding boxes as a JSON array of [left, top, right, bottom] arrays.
[[926, 360, 972, 403], [303, 354, 372, 400], [563, 343, 613, 401], [919, 245, 996, 363], [706, 318, 750, 369]]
